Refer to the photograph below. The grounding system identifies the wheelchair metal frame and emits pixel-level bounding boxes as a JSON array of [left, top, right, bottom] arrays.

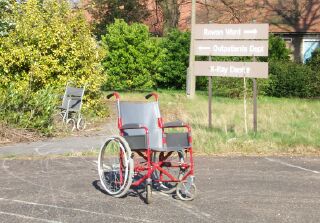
[[98, 92, 196, 203]]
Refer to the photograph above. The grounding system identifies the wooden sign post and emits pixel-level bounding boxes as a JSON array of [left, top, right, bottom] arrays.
[[189, 23, 269, 131]]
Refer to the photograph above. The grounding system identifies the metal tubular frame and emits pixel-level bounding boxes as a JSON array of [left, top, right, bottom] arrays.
[[107, 91, 195, 189], [61, 82, 86, 130]]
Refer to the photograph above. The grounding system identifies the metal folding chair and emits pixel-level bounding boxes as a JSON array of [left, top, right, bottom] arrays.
[[58, 82, 86, 131]]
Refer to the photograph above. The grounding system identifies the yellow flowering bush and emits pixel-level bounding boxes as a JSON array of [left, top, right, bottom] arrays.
[[0, 0, 106, 133]]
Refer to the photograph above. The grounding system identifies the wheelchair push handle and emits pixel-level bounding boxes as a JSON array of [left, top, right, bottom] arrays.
[[107, 92, 120, 100], [145, 92, 158, 101]]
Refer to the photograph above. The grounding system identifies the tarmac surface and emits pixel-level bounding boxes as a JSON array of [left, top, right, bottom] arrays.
[[0, 156, 319, 223], [0, 122, 116, 157]]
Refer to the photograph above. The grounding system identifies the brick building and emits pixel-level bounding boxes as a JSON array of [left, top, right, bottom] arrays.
[[83, 0, 320, 62], [146, 0, 320, 63]]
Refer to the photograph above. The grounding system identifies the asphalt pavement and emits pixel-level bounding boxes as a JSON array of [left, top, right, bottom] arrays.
[[0, 156, 319, 223], [0, 122, 117, 157]]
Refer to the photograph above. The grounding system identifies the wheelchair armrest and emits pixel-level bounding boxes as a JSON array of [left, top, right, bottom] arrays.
[[163, 121, 186, 128], [120, 124, 149, 135], [121, 123, 146, 129], [163, 121, 191, 133]]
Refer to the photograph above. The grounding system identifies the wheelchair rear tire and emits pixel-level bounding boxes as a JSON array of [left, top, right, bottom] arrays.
[[98, 136, 134, 198]]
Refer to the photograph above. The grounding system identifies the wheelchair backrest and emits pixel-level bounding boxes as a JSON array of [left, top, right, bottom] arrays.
[[61, 86, 85, 111], [119, 101, 163, 150]]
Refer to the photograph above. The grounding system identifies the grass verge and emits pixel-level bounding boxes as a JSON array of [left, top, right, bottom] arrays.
[[114, 90, 320, 155]]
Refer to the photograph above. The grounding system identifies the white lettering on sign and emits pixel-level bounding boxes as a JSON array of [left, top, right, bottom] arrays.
[[203, 28, 243, 37], [203, 28, 224, 37], [194, 24, 269, 40], [210, 44, 265, 53], [210, 65, 251, 76], [249, 45, 263, 53], [194, 40, 268, 56], [212, 45, 248, 53], [210, 65, 228, 74], [225, 28, 241, 36], [194, 61, 268, 78]]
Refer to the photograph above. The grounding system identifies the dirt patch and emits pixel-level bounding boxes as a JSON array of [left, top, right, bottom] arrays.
[[0, 115, 115, 146], [0, 123, 42, 145]]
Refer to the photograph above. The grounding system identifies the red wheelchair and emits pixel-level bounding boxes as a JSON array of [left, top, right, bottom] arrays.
[[98, 92, 196, 203]]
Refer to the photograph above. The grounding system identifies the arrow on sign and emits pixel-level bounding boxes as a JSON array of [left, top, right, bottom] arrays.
[[198, 46, 211, 50], [243, 29, 257, 34]]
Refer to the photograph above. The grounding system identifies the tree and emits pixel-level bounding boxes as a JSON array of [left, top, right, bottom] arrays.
[[149, 0, 189, 36], [196, 0, 254, 23], [101, 19, 164, 90], [0, 0, 105, 131], [158, 29, 190, 89], [158, 0, 186, 34], [87, 0, 150, 38], [0, 0, 14, 36], [0, 0, 104, 92], [269, 35, 290, 61]]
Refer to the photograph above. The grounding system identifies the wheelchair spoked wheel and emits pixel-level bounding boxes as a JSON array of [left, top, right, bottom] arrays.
[[66, 118, 76, 131], [76, 116, 86, 131], [155, 150, 185, 194], [98, 136, 133, 198], [176, 175, 197, 201]]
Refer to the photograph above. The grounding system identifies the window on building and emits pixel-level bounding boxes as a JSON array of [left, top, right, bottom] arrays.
[[303, 39, 320, 63]]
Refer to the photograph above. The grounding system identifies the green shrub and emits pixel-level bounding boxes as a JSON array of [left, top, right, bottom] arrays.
[[307, 48, 320, 66], [157, 29, 190, 89], [0, 0, 105, 132], [101, 19, 164, 90], [0, 83, 57, 134], [0, 0, 14, 36], [264, 61, 316, 98], [306, 49, 320, 96], [268, 35, 291, 61]]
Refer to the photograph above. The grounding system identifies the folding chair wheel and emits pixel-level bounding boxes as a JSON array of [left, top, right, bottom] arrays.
[[76, 116, 86, 131], [66, 118, 76, 131]]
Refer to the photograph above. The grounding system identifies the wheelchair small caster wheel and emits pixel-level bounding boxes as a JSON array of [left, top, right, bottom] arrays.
[[176, 176, 197, 201], [146, 184, 152, 204]]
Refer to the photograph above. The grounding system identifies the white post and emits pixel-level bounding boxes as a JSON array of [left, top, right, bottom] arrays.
[[187, 0, 196, 98]]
